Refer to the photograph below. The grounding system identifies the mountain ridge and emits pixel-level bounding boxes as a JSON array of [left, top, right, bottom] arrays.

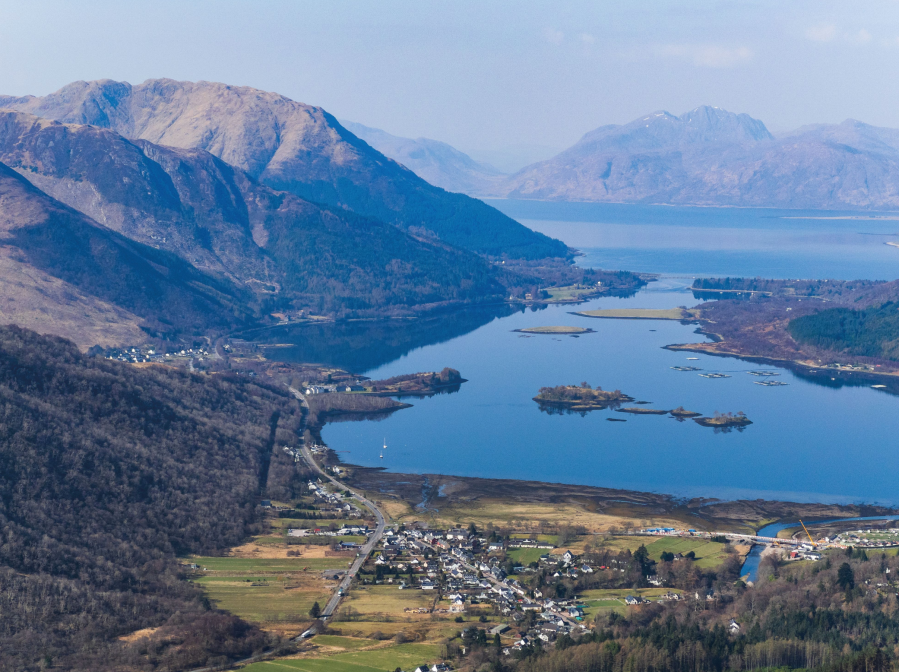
[[498, 106, 899, 209], [0, 78, 567, 259], [0, 110, 508, 318]]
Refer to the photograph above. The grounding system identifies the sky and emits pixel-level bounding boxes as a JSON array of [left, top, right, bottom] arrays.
[[2, 0, 899, 171]]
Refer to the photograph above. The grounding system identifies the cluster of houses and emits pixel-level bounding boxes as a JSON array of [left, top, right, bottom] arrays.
[[289, 524, 371, 540], [304, 383, 366, 394], [362, 524, 597, 650], [103, 346, 165, 363], [834, 528, 899, 550], [304, 479, 363, 518], [103, 345, 214, 364]]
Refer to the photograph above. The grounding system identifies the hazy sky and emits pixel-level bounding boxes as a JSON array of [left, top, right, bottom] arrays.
[[2, 1, 899, 169]]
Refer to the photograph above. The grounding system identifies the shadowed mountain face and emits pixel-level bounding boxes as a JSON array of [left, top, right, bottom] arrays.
[[0, 78, 567, 259], [0, 160, 252, 345], [0, 111, 507, 314], [500, 106, 899, 209], [340, 120, 506, 196]]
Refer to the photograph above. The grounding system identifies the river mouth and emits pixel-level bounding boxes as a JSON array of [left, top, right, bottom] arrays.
[[741, 515, 899, 581]]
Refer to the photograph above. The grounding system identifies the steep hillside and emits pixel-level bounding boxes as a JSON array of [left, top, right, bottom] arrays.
[[501, 106, 899, 209], [0, 111, 507, 314], [0, 79, 567, 258], [0, 325, 303, 671], [0, 161, 252, 345], [340, 120, 506, 195]]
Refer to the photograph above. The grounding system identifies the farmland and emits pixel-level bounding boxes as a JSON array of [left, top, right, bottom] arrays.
[[188, 553, 350, 630], [241, 642, 443, 672]]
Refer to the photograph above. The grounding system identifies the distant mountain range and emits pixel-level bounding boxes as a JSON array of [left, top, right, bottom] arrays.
[[499, 106, 899, 209], [0, 79, 565, 259], [346, 105, 899, 211], [339, 120, 506, 196]]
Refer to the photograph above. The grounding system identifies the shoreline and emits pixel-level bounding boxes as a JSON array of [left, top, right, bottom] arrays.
[[664, 341, 899, 384], [330, 458, 899, 532]]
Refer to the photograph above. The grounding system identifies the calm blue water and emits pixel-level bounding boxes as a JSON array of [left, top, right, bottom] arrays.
[[303, 203, 899, 505], [486, 200, 899, 280]]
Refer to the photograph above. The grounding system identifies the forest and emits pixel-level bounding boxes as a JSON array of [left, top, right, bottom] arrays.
[[788, 302, 899, 361], [0, 325, 308, 671]]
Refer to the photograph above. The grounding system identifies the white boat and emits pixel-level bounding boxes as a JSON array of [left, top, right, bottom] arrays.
[[687, 357, 699, 360]]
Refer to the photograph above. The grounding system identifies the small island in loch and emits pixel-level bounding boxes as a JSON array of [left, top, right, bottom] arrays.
[[670, 406, 703, 418], [533, 383, 633, 411], [615, 407, 669, 415], [693, 411, 752, 428], [514, 326, 595, 334]]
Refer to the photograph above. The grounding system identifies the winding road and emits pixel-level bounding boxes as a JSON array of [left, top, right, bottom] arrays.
[[288, 387, 387, 626], [299, 442, 386, 619]]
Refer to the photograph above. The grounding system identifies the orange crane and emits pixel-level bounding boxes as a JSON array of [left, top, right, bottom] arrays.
[[799, 520, 816, 546]]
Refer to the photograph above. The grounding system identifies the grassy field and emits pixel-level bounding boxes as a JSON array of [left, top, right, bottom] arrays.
[[242, 642, 442, 672], [594, 536, 656, 553], [388, 497, 689, 536], [510, 533, 559, 544], [310, 635, 380, 650], [195, 575, 329, 623], [191, 557, 349, 572], [575, 308, 689, 320], [639, 537, 731, 569], [340, 585, 436, 616], [580, 587, 680, 618], [188, 555, 350, 627], [545, 286, 589, 301], [508, 547, 546, 565]]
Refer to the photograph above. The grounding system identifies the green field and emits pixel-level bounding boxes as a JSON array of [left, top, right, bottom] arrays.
[[188, 555, 349, 625], [510, 533, 559, 544], [190, 557, 349, 572], [341, 585, 436, 615], [545, 285, 598, 301], [640, 537, 730, 568], [508, 547, 547, 565], [242, 642, 441, 672], [580, 587, 681, 618], [195, 575, 328, 623]]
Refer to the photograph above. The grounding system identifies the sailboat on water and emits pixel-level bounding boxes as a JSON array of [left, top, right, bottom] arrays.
[[380, 437, 386, 459]]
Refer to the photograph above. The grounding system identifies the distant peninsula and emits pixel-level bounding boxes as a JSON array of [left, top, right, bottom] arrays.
[[572, 308, 697, 320]]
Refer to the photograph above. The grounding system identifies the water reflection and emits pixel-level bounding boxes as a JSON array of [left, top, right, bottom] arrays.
[[247, 303, 520, 372]]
